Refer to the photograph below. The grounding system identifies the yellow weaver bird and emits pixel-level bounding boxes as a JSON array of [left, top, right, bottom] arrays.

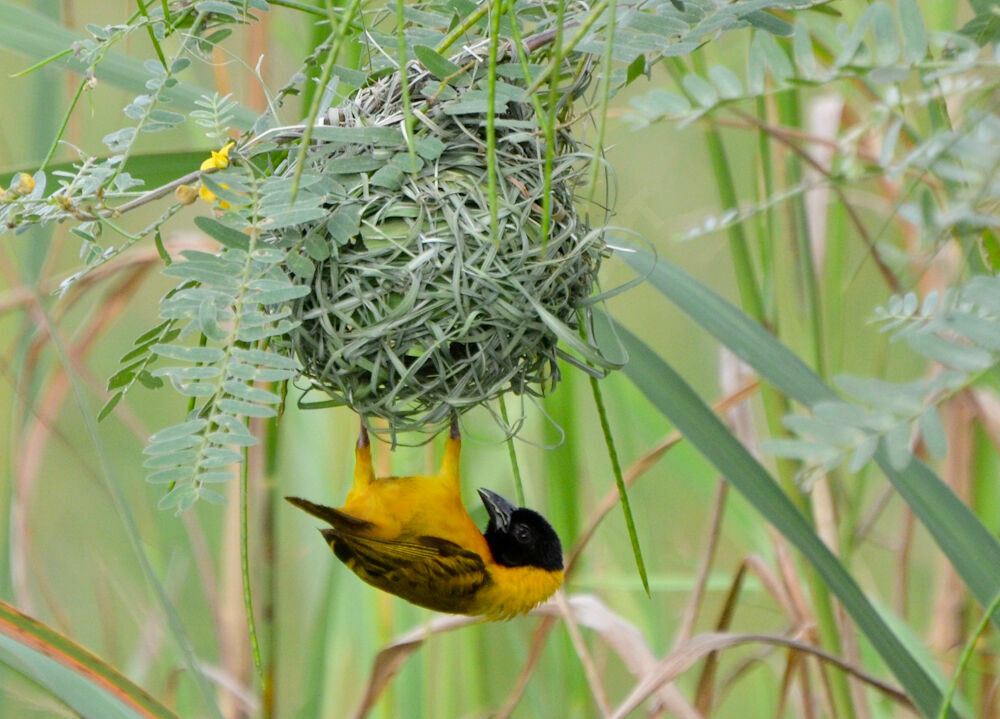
[[286, 419, 563, 619]]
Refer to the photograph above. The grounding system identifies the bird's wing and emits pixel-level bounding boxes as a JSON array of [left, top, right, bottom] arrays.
[[285, 496, 373, 531], [328, 530, 491, 611]]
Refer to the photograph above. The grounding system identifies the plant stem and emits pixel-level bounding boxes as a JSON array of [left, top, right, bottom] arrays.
[[39, 80, 86, 172], [498, 396, 525, 506], [774, 89, 826, 378], [523, 0, 609, 95], [262, 415, 279, 718], [435, 2, 491, 55], [589, 376, 650, 595], [135, 0, 169, 70], [485, 0, 502, 241], [241, 441, 265, 685], [396, 0, 418, 165], [937, 589, 1000, 719], [506, 4, 560, 249], [269, 0, 327, 15], [289, 0, 364, 203]]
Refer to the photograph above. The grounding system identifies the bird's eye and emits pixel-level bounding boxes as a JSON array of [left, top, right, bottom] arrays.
[[513, 524, 532, 543]]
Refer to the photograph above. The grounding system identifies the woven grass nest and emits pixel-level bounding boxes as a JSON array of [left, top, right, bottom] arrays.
[[279, 46, 616, 434]]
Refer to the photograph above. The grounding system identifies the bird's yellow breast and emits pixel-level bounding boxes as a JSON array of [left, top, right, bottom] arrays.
[[472, 566, 564, 620]]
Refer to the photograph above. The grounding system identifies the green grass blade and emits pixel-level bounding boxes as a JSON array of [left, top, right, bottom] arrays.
[[613, 322, 963, 719], [589, 375, 650, 595], [622, 247, 1000, 623], [0, 2, 257, 129], [937, 590, 1000, 719], [0, 599, 180, 719]]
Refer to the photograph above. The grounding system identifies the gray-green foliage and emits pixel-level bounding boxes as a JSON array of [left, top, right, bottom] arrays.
[[140, 168, 307, 511], [601, 0, 1000, 486], [0, 0, 874, 506], [765, 276, 1000, 485], [191, 93, 241, 143], [94, 171, 309, 507], [627, 0, 1000, 248], [625, 0, 960, 128]]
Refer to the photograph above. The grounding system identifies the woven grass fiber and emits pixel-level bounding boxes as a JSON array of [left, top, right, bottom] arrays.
[[280, 45, 614, 435]]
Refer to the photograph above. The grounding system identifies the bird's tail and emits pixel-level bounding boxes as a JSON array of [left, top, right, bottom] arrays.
[[284, 496, 373, 531]]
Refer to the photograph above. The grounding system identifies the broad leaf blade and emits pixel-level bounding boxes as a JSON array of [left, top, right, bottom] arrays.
[[622, 246, 1000, 626], [613, 323, 963, 719]]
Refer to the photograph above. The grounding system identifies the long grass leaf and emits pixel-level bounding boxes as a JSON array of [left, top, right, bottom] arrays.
[[0, 599, 180, 719], [621, 248, 1000, 624], [589, 376, 649, 595], [613, 322, 963, 719]]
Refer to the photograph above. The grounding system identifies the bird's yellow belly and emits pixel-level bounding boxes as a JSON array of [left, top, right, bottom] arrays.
[[467, 566, 564, 620]]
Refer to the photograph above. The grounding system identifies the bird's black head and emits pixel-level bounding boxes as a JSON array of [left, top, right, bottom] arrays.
[[478, 488, 563, 571]]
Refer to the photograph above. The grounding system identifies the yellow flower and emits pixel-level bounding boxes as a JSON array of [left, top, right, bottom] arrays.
[[199, 142, 236, 209], [199, 183, 231, 210], [200, 141, 234, 172]]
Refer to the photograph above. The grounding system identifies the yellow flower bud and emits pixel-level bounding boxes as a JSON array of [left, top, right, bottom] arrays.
[[175, 183, 199, 205], [11, 173, 34, 196]]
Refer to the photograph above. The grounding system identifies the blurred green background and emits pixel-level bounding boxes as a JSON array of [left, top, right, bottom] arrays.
[[0, 1, 992, 718]]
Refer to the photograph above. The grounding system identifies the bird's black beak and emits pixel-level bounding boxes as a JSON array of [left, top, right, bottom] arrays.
[[478, 488, 516, 531]]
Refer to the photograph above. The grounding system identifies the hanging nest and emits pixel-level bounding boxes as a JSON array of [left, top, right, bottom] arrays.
[[273, 44, 616, 434]]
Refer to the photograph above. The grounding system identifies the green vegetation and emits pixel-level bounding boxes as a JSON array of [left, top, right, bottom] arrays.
[[1, 0, 999, 717]]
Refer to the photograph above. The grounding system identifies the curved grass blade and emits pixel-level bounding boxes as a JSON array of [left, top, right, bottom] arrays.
[[613, 322, 963, 719], [0, 599, 179, 719], [621, 247, 1000, 628]]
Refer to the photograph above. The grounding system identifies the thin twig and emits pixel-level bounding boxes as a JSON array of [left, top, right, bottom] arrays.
[[729, 107, 902, 293], [672, 479, 728, 648], [612, 632, 914, 719], [852, 484, 895, 545], [555, 591, 612, 717]]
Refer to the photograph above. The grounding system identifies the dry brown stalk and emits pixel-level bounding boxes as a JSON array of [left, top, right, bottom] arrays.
[[673, 479, 728, 649], [554, 590, 612, 717], [354, 595, 702, 719], [611, 632, 914, 719], [928, 392, 977, 659]]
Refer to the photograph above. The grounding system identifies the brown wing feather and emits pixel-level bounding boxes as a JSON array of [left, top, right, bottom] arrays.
[[325, 529, 491, 614]]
